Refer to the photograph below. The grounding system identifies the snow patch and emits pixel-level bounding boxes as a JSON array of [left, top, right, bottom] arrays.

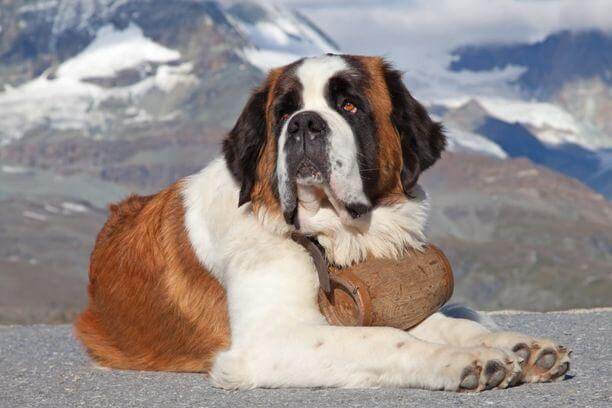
[[18, 0, 57, 14], [1, 165, 30, 174], [44, 204, 60, 214], [442, 97, 580, 134], [57, 24, 180, 80], [254, 21, 292, 46], [0, 75, 106, 145], [439, 96, 601, 150], [0, 23, 194, 145], [61, 202, 89, 213], [22, 211, 48, 222], [445, 127, 507, 159], [531, 126, 587, 148], [230, 3, 337, 71], [117, 62, 197, 95], [242, 49, 302, 71], [480, 98, 580, 134]]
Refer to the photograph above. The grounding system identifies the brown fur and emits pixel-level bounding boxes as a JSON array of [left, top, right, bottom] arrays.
[[358, 56, 406, 203], [74, 183, 230, 372], [251, 68, 284, 216]]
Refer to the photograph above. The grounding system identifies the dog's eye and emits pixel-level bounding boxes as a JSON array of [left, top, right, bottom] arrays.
[[342, 101, 357, 114], [280, 113, 290, 122]]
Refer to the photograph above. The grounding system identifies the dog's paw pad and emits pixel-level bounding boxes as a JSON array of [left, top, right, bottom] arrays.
[[456, 348, 523, 392], [512, 342, 531, 362], [459, 364, 481, 391], [535, 348, 556, 370], [523, 342, 571, 383], [484, 360, 506, 389]]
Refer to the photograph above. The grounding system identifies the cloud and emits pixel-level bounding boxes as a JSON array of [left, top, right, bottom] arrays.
[[272, 0, 612, 100], [274, 0, 612, 58]]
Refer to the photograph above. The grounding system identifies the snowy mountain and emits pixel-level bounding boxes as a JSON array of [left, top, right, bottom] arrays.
[[450, 30, 612, 100], [0, 0, 335, 148], [448, 30, 612, 151]]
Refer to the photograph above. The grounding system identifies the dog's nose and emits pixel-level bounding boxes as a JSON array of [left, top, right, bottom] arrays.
[[287, 111, 327, 140]]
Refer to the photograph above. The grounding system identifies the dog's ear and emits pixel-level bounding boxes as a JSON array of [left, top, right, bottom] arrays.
[[382, 63, 446, 194], [223, 84, 269, 206]]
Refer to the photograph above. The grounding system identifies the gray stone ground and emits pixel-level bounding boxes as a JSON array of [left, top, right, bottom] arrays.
[[0, 310, 610, 408]]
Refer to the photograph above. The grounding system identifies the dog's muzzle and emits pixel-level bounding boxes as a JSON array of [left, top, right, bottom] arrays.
[[280, 110, 372, 227], [284, 111, 329, 184]]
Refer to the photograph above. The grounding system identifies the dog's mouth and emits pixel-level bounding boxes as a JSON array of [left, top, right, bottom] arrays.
[[295, 160, 324, 186], [287, 166, 370, 229], [283, 158, 372, 229]]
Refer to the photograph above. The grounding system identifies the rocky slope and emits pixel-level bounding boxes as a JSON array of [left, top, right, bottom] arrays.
[[424, 153, 612, 311], [3, 151, 610, 323]]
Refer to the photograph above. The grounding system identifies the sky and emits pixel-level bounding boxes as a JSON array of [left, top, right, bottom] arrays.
[[274, 0, 612, 101]]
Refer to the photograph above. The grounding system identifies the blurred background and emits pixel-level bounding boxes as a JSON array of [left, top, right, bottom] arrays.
[[0, 0, 610, 324]]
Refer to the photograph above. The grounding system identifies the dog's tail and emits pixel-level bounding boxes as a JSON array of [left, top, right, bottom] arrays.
[[439, 303, 499, 331]]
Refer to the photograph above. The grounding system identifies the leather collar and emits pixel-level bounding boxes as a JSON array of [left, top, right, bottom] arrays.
[[290, 232, 331, 295]]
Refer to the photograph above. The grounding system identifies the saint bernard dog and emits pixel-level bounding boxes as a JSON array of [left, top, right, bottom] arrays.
[[75, 54, 570, 391]]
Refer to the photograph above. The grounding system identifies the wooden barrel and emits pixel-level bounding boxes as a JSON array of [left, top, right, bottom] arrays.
[[318, 244, 453, 330]]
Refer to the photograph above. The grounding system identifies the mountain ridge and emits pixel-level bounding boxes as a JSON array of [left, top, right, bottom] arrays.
[[450, 29, 612, 99]]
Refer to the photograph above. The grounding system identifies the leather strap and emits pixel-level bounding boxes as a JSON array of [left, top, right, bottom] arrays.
[[291, 232, 331, 295]]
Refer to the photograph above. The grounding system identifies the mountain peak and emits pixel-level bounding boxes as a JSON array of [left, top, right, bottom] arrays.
[[450, 29, 612, 99]]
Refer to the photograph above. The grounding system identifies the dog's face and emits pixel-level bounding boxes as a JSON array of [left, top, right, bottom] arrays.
[[224, 54, 445, 228]]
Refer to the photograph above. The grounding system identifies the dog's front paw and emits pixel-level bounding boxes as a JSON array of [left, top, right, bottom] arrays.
[[470, 332, 571, 383], [440, 347, 523, 392]]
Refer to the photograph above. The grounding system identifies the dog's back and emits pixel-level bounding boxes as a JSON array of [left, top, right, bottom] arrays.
[[74, 183, 230, 372]]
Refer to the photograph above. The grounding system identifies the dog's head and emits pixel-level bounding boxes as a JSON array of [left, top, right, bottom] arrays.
[[223, 54, 445, 228]]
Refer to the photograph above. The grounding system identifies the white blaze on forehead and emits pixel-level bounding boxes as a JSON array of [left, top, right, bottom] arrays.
[[298, 56, 370, 210], [295, 55, 348, 109]]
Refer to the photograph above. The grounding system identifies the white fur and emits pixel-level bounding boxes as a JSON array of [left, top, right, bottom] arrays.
[[296, 56, 347, 107], [276, 119, 293, 213], [181, 157, 526, 391], [297, 185, 429, 267]]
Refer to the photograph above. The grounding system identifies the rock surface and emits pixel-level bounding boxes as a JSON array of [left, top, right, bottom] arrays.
[[1, 309, 610, 407]]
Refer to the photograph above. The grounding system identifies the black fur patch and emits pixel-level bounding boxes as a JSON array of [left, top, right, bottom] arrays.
[[223, 85, 269, 206], [381, 63, 446, 194]]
